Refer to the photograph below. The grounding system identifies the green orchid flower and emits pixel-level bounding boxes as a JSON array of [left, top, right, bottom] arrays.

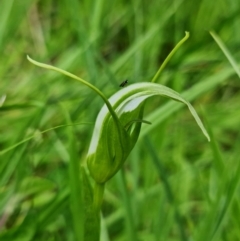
[[87, 82, 210, 185], [27, 55, 210, 182]]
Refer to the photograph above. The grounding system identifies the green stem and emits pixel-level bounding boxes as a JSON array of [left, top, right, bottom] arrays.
[[93, 182, 105, 214], [151, 31, 190, 83], [92, 182, 105, 241]]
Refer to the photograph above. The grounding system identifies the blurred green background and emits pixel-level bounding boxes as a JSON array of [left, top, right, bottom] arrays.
[[1, 0, 240, 240]]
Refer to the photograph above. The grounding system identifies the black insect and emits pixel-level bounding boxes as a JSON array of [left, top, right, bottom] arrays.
[[119, 79, 128, 87]]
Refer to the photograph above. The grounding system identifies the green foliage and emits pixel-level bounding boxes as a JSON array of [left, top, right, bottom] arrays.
[[1, 0, 240, 240]]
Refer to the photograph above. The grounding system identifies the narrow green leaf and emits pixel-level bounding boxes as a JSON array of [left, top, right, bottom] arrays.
[[0, 123, 91, 156], [61, 106, 84, 241], [210, 31, 240, 78]]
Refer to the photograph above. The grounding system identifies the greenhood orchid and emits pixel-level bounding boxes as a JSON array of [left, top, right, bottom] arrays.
[[27, 31, 209, 193], [87, 82, 210, 184], [27, 32, 210, 240], [27, 55, 210, 185]]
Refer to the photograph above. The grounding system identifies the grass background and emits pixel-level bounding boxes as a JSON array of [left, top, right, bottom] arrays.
[[1, 0, 240, 240]]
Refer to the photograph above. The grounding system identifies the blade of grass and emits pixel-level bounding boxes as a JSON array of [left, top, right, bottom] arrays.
[[0, 122, 91, 156], [0, 0, 14, 50], [37, 187, 69, 230], [201, 108, 225, 176], [0, 107, 46, 186], [61, 105, 84, 241], [110, 0, 185, 74], [90, 0, 105, 42], [143, 136, 188, 241], [210, 31, 240, 78], [116, 169, 138, 241], [211, 135, 240, 240]]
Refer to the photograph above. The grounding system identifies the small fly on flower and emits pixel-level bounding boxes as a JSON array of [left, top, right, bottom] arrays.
[[119, 80, 128, 87]]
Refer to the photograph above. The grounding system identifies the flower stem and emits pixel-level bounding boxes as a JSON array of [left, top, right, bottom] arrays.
[[151, 31, 190, 83], [93, 182, 105, 214]]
